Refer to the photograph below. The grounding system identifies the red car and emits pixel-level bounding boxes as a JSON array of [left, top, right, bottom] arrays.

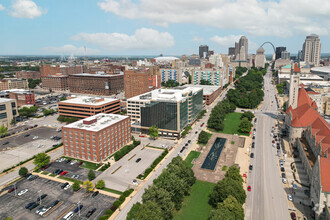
[[60, 171, 68, 176], [200, 123, 204, 127], [272, 140, 275, 143], [77, 161, 83, 166], [247, 186, 251, 191], [290, 212, 296, 220], [8, 186, 17, 193], [139, 135, 145, 137]]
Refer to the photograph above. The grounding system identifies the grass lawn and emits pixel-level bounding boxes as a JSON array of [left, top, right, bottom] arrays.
[[184, 151, 201, 168], [221, 112, 249, 136], [102, 187, 123, 195], [174, 180, 215, 220]]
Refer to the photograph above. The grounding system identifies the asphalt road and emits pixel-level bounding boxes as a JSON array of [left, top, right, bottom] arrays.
[[245, 69, 290, 220], [114, 83, 234, 220]]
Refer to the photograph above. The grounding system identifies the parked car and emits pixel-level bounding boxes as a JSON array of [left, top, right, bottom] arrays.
[[281, 167, 285, 172], [247, 186, 251, 191], [36, 206, 45, 214], [288, 194, 293, 201], [41, 164, 50, 170], [282, 173, 286, 178], [3, 141, 9, 145], [61, 182, 69, 189], [28, 202, 39, 210], [290, 212, 296, 220], [33, 124, 38, 127], [77, 161, 83, 166], [92, 191, 99, 197], [252, 142, 255, 148], [64, 184, 72, 190], [282, 178, 287, 184], [249, 165, 253, 170], [33, 136, 38, 140], [8, 186, 17, 193], [250, 153, 254, 158], [135, 158, 141, 163], [74, 205, 83, 213], [139, 135, 145, 137], [25, 202, 35, 209], [37, 194, 47, 201], [24, 134, 30, 137], [86, 208, 97, 218], [60, 171, 68, 176], [18, 189, 29, 196]]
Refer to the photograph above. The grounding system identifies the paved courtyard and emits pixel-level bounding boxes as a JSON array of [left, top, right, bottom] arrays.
[[192, 133, 244, 183], [95, 144, 163, 192]]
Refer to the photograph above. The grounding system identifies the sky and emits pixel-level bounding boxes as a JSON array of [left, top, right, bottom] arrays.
[[0, 0, 329, 56]]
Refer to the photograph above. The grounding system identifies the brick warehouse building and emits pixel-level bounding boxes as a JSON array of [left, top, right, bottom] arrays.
[[58, 96, 120, 119], [41, 74, 68, 91], [63, 113, 131, 162], [68, 73, 124, 95], [9, 90, 35, 107], [15, 70, 41, 79]]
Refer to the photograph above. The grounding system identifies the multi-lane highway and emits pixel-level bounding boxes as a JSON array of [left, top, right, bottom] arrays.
[[245, 69, 290, 220]]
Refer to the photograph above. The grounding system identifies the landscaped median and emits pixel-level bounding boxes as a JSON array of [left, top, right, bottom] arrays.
[[113, 140, 141, 161], [137, 149, 168, 180]]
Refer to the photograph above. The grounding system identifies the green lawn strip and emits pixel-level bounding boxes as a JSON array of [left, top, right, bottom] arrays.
[[49, 173, 56, 177], [8, 177, 24, 186], [58, 176, 83, 184], [102, 187, 123, 195], [62, 156, 101, 170], [145, 145, 164, 150], [184, 151, 201, 168], [41, 171, 49, 175], [174, 180, 215, 220]]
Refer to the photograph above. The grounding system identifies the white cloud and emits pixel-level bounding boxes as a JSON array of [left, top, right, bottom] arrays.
[[193, 36, 204, 42], [97, 0, 330, 37], [211, 35, 241, 47], [10, 0, 46, 19], [71, 28, 175, 51], [41, 45, 100, 55], [0, 4, 5, 11]]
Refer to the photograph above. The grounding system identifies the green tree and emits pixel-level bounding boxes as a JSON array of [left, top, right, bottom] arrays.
[[149, 126, 159, 140], [88, 169, 95, 180], [83, 180, 94, 192], [10, 118, 15, 125], [18, 106, 38, 117], [198, 131, 210, 144], [126, 201, 164, 220], [33, 153, 50, 168], [238, 117, 252, 133], [200, 79, 212, 85], [95, 180, 105, 189], [217, 195, 244, 220], [72, 181, 80, 191], [241, 111, 255, 121], [18, 167, 28, 177], [209, 177, 246, 207], [209, 206, 235, 220], [142, 185, 175, 219], [225, 166, 243, 185], [0, 124, 8, 135], [60, 97, 67, 101]]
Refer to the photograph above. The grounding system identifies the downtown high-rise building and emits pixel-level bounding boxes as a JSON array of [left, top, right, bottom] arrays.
[[199, 45, 209, 59], [302, 34, 321, 67], [234, 36, 248, 61], [275, 47, 286, 60]]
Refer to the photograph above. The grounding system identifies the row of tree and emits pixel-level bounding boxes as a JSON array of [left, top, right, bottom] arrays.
[[161, 80, 179, 88], [57, 115, 79, 124], [207, 99, 236, 131], [235, 67, 248, 79], [227, 68, 265, 109], [18, 106, 38, 117], [209, 166, 246, 220], [127, 157, 196, 220], [27, 78, 41, 89]]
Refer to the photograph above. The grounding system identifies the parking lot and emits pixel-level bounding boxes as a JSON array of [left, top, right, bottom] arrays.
[[95, 144, 163, 192], [43, 161, 102, 182], [0, 126, 61, 150], [0, 177, 116, 220]]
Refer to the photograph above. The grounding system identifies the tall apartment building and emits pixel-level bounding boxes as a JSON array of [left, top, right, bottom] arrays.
[[199, 45, 209, 59], [63, 113, 131, 162], [127, 87, 203, 138], [68, 73, 124, 95], [160, 69, 182, 84], [192, 68, 229, 87], [0, 79, 28, 91], [281, 51, 290, 60], [41, 75, 68, 91], [124, 70, 160, 99], [275, 47, 286, 60], [58, 96, 120, 119], [9, 90, 35, 107], [235, 36, 248, 61], [209, 54, 224, 68], [15, 70, 41, 79], [0, 98, 18, 128], [182, 84, 221, 105], [302, 34, 321, 67]]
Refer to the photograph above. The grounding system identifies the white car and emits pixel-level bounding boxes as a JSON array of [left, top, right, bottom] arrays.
[[18, 189, 28, 196], [282, 178, 287, 184], [70, 160, 77, 165], [287, 194, 293, 201], [33, 136, 38, 140], [64, 184, 72, 190]]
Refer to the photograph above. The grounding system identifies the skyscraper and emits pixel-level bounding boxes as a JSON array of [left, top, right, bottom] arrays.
[[199, 45, 209, 59], [302, 34, 321, 67], [234, 36, 248, 61], [281, 51, 290, 60], [275, 47, 286, 60]]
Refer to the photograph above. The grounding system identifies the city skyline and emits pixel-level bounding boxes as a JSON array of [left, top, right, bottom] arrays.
[[1, 0, 330, 55]]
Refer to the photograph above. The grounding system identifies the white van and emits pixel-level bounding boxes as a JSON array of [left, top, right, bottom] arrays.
[[62, 211, 74, 220]]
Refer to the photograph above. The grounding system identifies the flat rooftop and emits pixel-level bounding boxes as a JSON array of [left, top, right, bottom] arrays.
[[59, 96, 118, 106], [70, 73, 123, 77], [0, 98, 15, 103], [279, 73, 323, 80], [181, 84, 220, 95], [128, 87, 202, 102], [64, 113, 128, 132]]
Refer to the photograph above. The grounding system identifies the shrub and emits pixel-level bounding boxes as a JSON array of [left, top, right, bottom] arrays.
[[98, 215, 110, 220], [113, 200, 122, 208], [95, 180, 105, 189], [105, 209, 113, 215]]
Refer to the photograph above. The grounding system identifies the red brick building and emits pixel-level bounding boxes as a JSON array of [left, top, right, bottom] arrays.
[[63, 113, 131, 162], [68, 73, 124, 95], [58, 96, 120, 119], [41, 74, 68, 91], [15, 70, 41, 79], [9, 90, 35, 107]]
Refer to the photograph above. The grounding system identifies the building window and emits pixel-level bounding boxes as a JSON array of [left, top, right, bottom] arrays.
[[12, 110, 17, 116], [0, 112, 7, 119], [0, 105, 5, 111]]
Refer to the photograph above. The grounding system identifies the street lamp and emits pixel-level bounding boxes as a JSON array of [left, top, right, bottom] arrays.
[[38, 190, 42, 205], [77, 201, 81, 216], [14, 182, 17, 197]]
